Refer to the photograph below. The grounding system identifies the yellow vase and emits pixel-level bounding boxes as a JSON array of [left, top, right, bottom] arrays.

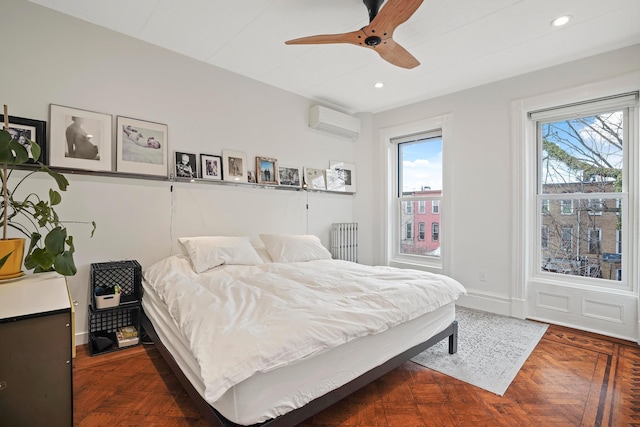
[[0, 238, 25, 280]]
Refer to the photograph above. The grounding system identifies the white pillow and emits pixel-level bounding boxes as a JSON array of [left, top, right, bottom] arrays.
[[178, 236, 263, 273], [259, 234, 332, 263]]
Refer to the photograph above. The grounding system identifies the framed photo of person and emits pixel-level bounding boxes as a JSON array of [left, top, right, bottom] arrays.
[[304, 167, 326, 190], [222, 149, 248, 183], [0, 115, 47, 164], [277, 165, 302, 188], [200, 154, 222, 180], [174, 151, 197, 179], [256, 156, 278, 185], [116, 116, 168, 176], [49, 104, 112, 171]]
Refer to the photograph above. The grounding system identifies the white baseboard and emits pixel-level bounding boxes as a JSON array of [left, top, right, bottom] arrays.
[[456, 291, 527, 320]]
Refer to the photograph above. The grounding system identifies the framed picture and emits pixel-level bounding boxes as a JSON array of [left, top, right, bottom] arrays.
[[278, 165, 302, 188], [116, 116, 168, 176], [200, 154, 222, 180], [49, 104, 112, 171], [256, 156, 278, 185], [175, 151, 197, 179], [0, 115, 47, 164], [222, 149, 248, 183], [304, 167, 326, 190], [326, 168, 346, 192], [247, 170, 256, 183], [329, 160, 357, 192]]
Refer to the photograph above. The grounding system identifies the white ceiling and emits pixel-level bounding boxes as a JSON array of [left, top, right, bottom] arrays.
[[28, 0, 640, 114]]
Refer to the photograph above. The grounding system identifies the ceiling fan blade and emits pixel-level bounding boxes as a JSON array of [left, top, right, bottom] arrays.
[[285, 29, 367, 46], [369, 0, 424, 37], [374, 39, 420, 69]]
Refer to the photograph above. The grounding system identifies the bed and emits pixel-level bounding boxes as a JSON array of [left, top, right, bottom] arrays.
[[140, 234, 466, 426]]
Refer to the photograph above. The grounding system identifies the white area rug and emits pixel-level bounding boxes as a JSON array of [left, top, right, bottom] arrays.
[[411, 306, 548, 396]]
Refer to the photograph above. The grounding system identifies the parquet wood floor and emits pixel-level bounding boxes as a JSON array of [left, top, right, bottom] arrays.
[[73, 323, 640, 426]]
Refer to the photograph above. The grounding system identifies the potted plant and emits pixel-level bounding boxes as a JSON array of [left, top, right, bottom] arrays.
[[0, 105, 95, 277]]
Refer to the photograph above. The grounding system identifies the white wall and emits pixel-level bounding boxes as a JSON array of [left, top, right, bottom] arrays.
[[368, 44, 640, 314], [2, 0, 357, 342]]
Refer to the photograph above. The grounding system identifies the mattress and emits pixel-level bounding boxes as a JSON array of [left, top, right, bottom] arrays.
[[143, 280, 455, 425]]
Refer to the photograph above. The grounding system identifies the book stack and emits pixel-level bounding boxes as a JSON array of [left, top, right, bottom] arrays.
[[116, 325, 139, 348]]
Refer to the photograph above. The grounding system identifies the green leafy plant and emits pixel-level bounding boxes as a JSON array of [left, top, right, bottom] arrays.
[[0, 110, 95, 276]]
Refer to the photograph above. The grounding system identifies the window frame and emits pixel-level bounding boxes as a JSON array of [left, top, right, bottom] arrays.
[[381, 114, 453, 273], [530, 91, 638, 290]]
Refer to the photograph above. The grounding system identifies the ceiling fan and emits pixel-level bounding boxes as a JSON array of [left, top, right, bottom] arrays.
[[285, 0, 423, 69]]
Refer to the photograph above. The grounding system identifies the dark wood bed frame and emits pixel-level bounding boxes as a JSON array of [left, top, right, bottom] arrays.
[[141, 311, 458, 427]]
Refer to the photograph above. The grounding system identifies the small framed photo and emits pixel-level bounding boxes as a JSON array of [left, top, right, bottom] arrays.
[[175, 151, 197, 179], [222, 149, 248, 183], [247, 170, 257, 183], [49, 104, 112, 171], [200, 154, 222, 180], [116, 116, 168, 176], [278, 165, 302, 188], [0, 115, 47, 164], [329, 160, 356, 192], [326, 168, 346, 192], [256, 156, 278, 185], [304, 167, 326, 190]]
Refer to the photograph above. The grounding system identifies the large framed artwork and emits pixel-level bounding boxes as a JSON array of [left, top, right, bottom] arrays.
[[0, 115, 47, 164], [304, 167, 326, 190], [329, 160, 356, 192], [200, 154, 222, 180], [278, 165, 302, 188], [222, 149, 248, 183], [116, 116, 168, 176], [256, 156, 278, 185], [49, 104, 112, 171], [175, 151, 197, 179]]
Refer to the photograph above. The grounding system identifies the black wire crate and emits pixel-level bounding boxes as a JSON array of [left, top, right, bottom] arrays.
[[88, 304, 141, 356], [90, 260, 142, 308]]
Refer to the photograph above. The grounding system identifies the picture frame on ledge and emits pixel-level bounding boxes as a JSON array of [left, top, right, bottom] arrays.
[[304, 167, 326, 191], [278, 165, 302, 188], [256, 156, 279, 185], [200, 154, 222, 180], [0, 115, 47, 164], [174, 151, 197, 179], [49, 104, 112, 171], [222, 149, 248, 183], [329, 160, 356, 192], [326, 168, 346, 192], [116, 116, 168, 177]]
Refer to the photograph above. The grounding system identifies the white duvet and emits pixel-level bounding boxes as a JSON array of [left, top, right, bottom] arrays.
[[143, 256, 466, 405]]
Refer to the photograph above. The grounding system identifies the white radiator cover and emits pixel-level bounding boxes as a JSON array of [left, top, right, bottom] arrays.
[[331, 222, 358, 262], [309, 105, 360, 141]]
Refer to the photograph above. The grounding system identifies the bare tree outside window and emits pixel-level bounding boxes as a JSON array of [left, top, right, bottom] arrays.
[[539, 110, 624, 281]]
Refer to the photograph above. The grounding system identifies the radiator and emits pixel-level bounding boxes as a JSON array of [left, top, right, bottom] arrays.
[[331, 222, 358, 262]]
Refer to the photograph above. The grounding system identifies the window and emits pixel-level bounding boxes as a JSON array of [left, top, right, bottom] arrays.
[[418, 222, 425, 240], [542, 199, 550, 214], [394, 130, 443, 259], [432, 223, 439, 242], [561, 227, 573, 252], [533, 91, 637, 286], [588, 199, 604, 215], [405, 222, 413, 240], [588, 228, 601, 254], [560, 200, 573, 215], [541, 225, 549, 248], [404, 201, 413, 214]]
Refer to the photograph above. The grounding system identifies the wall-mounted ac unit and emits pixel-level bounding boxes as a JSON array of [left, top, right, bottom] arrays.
[[309, 105, 360, 141]]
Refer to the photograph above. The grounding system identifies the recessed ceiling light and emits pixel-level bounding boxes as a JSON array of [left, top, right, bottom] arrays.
[[551, 15, 571, 27], [374, 82, 384, 88]]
